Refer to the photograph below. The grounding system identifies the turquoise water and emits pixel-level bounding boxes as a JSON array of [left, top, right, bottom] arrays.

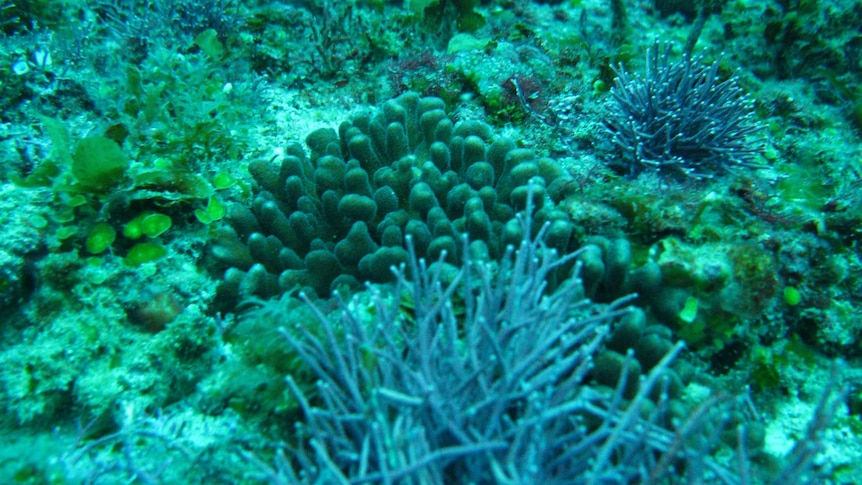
[[0, 1, 859, 483]]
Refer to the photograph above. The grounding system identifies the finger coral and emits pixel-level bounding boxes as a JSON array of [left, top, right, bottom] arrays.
[[212, 91, 579, 302]]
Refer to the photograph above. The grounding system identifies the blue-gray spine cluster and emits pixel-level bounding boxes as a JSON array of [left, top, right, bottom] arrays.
[[606, 42, 763, 178], [269, 205, 752, 484]]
